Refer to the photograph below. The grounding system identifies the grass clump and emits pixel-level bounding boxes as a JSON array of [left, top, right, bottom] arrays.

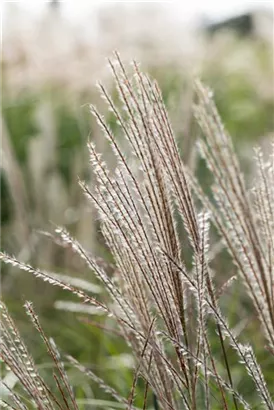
[[1, 53, 273, 409]]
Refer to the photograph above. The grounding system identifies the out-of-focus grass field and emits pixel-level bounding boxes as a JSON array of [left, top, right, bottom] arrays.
[[1, 3, 274, 408]]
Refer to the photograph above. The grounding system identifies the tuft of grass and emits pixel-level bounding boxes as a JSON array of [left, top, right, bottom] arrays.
[[1, 54, 273, 409]]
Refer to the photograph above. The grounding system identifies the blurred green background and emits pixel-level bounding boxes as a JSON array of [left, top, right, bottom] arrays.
[[1, 2, 273, 408]]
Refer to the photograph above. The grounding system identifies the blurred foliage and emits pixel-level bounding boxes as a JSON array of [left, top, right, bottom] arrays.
[[1, 174, 12, 223], [3, 95, 38, 164], [201, 38, 274, 144], [1, 4, 273, 408], [56, 105, 86, 185]]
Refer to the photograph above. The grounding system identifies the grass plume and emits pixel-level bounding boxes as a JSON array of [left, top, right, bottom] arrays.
[[1, 53, 273, 409]]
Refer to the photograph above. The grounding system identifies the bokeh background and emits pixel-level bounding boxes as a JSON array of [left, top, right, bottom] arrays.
[[1, 1, 274, 408]]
